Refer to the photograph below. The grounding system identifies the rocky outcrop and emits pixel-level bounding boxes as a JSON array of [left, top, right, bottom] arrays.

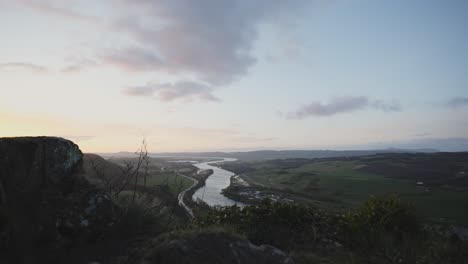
[[0, 137, 296, 264], [0, 137, 115, 263], [0, 136, 83, 194], [142, 230, 294, 264]]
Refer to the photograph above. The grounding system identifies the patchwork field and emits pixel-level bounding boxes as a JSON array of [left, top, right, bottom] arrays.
[[110, 157, 195, 195], [84, 154, 196, 196], [219, 153, 468, 225]]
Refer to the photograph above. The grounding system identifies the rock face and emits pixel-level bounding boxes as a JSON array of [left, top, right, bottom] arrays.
[[0, 137, 114, 263], [143, 231, 295, 264], [0, 136, 83, 194]]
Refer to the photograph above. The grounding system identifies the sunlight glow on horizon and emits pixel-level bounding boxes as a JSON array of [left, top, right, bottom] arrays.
[[1, 0, 467, 152]]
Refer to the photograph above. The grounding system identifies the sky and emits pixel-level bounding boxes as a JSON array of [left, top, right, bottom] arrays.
[[1, 0, 468, 152]]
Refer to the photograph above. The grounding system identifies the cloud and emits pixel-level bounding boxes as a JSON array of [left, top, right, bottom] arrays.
[[286, 96, 401, 119], [104, 0, 309, 85], [412, 132, 432, 138], [100, 47, 163, 72], [446, 97, 468, 108], [9, 0, 310, 103], [123, 81, 221, 102], [0, 62, 48, 73], [61, 58, 98, 73], [123, 85, 155, 97], [287, 96, 368, 119], [16, 0, 98, 23], [371, 99, 402, 112]]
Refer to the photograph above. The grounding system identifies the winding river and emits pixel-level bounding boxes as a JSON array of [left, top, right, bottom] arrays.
[[192, 158, 245, 207]]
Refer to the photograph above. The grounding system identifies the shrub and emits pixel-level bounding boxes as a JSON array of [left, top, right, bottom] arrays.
[[193, 200, 336, 251], [110, 192, 170, 239], [109, 203, 160, 241], [338, 195, 424, 263], [341, 194, 420, 238]]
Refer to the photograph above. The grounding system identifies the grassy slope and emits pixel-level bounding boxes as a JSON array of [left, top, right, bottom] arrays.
[[83, 154, 194, 196], [136, 172, 193, 195]]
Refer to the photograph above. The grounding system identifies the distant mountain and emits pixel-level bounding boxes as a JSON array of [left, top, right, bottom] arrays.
[[100, 148, 439, 161]]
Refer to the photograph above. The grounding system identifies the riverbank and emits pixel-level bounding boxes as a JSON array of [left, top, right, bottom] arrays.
[[179, 170, 213, 217], [222, 174, 302, 205], [192, 158, 245, 207], [177, 173, 198, 218]]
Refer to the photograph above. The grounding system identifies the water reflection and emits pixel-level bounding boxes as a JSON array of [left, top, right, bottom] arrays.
[[192, 158, 244, 207]]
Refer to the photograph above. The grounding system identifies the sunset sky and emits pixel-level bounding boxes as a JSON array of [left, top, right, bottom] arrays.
[[1, 0, 467, 152]]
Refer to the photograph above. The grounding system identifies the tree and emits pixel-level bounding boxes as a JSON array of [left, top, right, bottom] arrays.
[[131, 139, 149, 203], [87, 139, 150, 202]]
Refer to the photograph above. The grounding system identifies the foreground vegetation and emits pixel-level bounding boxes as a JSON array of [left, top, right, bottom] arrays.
[[97, 181, 468, 263], [189, 196, 468, 264]]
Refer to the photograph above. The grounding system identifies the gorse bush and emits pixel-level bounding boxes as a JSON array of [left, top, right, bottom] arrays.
[[193, 199, 337, 251], [337, 195, 422, 263], [337, 195, 468, 264], [191, 195, 468, 264], [111, 197, 163, 239], [110, 191, 180, 240], [340, 194, 420, 238]]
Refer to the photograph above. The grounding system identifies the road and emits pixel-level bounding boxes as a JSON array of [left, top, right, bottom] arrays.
[[176, 172, 198, 219]]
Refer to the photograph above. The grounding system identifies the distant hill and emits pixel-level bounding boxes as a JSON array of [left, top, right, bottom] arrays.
[[81, 153, 125, 188], [99, 148, 439, 161]]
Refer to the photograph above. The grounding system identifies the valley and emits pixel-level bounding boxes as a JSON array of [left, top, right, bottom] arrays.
[[218, 152, 468, 225]]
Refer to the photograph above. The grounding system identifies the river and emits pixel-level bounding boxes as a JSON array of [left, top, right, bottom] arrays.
[[192, 158, 245, 207]]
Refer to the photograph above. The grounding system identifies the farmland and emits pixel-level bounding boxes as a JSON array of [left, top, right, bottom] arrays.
[[219, 152, 468, 225]]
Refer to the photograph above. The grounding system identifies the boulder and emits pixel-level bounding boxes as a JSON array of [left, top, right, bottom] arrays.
[[0, 137, 115, 263], [0, 136, 83, 194], [142, 230, 295, 264]]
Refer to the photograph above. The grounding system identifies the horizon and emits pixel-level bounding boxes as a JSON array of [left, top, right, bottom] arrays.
[[1, 0, 468, 152], [97, 145, 456, 155]]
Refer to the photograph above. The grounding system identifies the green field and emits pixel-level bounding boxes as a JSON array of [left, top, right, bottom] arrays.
[[222, 154, 468, 225], [110, 157, 196, 194], [137, 172, 194, 195], [85, 155, 195, 196]]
